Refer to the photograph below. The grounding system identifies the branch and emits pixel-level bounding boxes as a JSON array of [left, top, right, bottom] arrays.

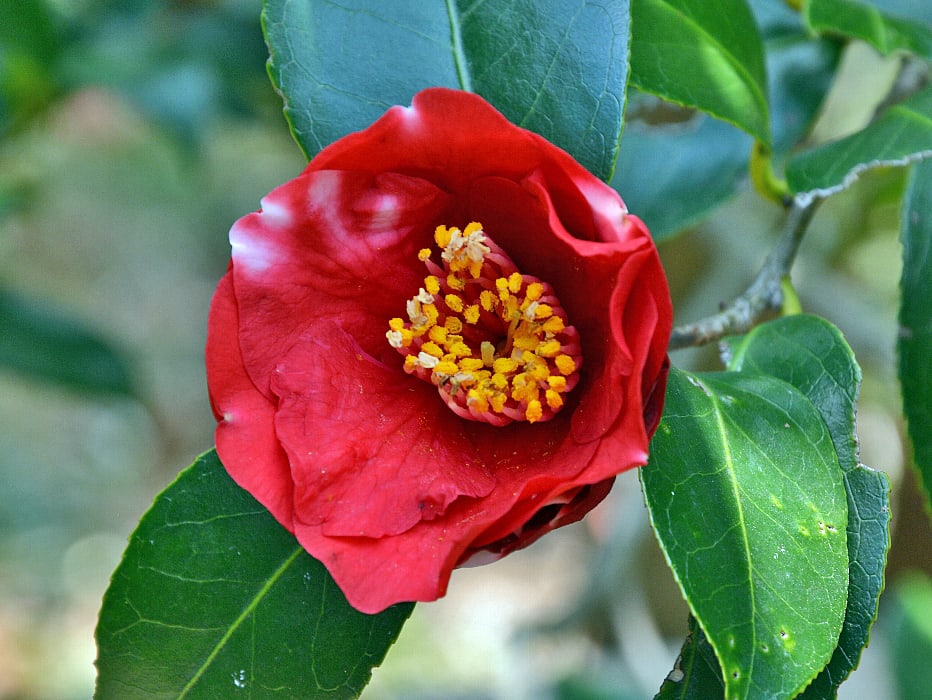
[[668, 196, 822, 350]]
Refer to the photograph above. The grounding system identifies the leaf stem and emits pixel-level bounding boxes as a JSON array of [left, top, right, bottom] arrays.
[[668, 196, 822, 350], [750, 140, 791, 204]]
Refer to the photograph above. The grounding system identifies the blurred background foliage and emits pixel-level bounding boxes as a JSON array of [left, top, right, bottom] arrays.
[[0, 1, 930, 698]]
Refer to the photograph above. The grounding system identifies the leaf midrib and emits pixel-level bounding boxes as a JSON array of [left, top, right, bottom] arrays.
[[446, 0, 473, 92], [176, 546, 304, 698], [705, 376, 757, 694]]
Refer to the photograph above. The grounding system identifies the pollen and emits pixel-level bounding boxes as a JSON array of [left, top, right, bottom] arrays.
[[386, 222, 582, 425], [424, 275, 441, 295]]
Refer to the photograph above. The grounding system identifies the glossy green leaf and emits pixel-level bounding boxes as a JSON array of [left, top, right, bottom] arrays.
[[0, 287, 134, 396], [95, 450, 413, 699], [899, 158, 932, 515], [890, 574, 932, 700], [786, 84, 932, 196], [805, 0, 932, 59], [655, 616, 725, 699], [642, 367, 848, 700], [727, 315, 891, 697], [629, 0, 771, 145], [262, 0, 630, 181], [615, 0, 840, 240]]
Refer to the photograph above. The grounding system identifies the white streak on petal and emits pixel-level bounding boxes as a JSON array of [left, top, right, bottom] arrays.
[[307, 170, 344, 238], [578, 178, 626, 221], [257, 196, 292, 228], [230, 222, 281, 276], [396, 103, 422, 132], [369, 193, 400, 230]]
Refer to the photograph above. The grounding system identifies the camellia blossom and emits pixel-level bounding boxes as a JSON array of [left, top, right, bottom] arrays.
[[206, 88, 672, 614]]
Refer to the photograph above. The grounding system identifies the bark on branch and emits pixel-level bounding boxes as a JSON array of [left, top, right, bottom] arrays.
[[668, 197, 821, 350]]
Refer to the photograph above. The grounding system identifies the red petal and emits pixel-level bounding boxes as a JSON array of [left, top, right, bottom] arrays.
[[292, 495, 491, 614], [271, 322, 496, 538], [229, 169, 451, 398], [206, 273, 295, 529], [205, 88, 674, 613]]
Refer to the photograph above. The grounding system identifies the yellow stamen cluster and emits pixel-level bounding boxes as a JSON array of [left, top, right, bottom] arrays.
[[386, 222, 581, 425]]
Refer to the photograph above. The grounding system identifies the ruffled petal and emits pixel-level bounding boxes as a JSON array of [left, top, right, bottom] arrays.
[[271, 322, 496, 538], [230, 169, 452, 397]]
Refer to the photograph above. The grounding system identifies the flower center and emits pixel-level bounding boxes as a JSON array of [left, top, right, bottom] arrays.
[[386, 222, 582, 425]]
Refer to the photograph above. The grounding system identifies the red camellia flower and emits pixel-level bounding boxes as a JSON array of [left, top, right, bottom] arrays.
[[206, 88, 672, 614]]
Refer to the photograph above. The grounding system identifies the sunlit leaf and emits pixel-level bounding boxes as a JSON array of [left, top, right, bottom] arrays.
[[642, 367, 848, 700], [629, 0, 771, 145], [727, 315, 891, 697], [262, 0, 630, 181], [0, 0, 61, 132], [95, 450, 413, 699], [805, 0, 932, 59], [899, 158, 932, 516], [786, 84, 932, 196]]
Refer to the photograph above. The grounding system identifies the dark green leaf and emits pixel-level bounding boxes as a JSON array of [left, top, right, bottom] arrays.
[[642, 367, 848, 700], [758, 5, 841, 157], [727, 315, 892, 697], [899, 158, 932, 516], [0, 287, 133, 396], [786, 84, 932, 195], [262, 0, 630, 181], [95, 450, 413, 699], [612, 108, 750, 240], [890, 574, 932, 700], [805, 0, 932, 60], [629, 0, 771, 145], [655, 616, 725, 700], [0, 0, 59, 63]]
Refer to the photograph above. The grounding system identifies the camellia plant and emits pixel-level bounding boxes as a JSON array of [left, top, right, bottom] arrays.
[[93, 1, 931, 699]]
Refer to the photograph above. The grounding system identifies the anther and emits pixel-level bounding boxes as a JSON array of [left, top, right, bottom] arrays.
[[387, 222, 582, 425]]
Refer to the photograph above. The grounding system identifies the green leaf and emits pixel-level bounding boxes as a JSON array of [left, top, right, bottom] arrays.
[[262, 0, 630, 181], [655, 616, 725, 699], [0, 0, 61, 133], [899, 158, 932, 516], [0, 287, 134, 396], [642, 367, 848, 700], [95, 450, 413, 699], [890, 574, 932, 700], [727, 315, 891, 697], [786, 84, 932, 196], [615, 1, 840, 240], [805, 0, 932, 60], [629, 0, 771, 146]]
